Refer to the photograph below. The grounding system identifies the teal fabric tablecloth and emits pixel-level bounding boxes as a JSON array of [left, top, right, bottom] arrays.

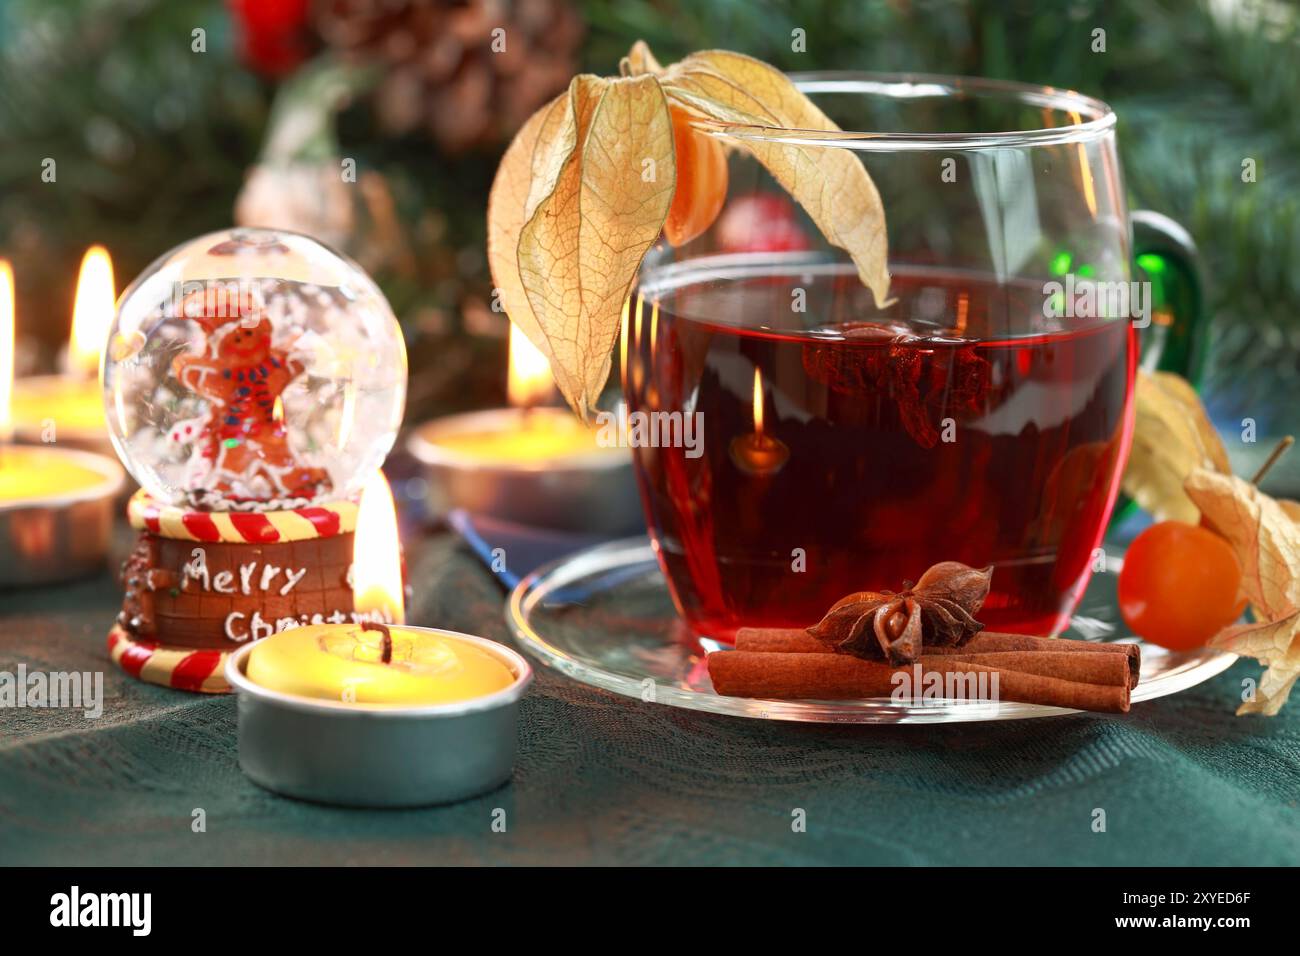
[[2, 533, 1297, 866]]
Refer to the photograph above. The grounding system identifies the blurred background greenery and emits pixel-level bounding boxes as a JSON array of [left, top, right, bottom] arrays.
[[1, 0, 1296, 450]]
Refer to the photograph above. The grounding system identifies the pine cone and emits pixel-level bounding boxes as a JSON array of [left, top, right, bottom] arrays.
[[313, 0, 584, 153]]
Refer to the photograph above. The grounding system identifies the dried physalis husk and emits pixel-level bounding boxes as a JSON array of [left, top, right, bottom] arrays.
[[1122, 370, 1232, 523], [488, 73, 676, 416], [1186, 468, 1300, 715], [807, 562, 992, 665], [487, 41, 891, 419], [635, 44, 892, 310]]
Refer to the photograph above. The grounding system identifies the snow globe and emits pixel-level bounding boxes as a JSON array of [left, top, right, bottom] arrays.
[[102, 228, 407, 691]]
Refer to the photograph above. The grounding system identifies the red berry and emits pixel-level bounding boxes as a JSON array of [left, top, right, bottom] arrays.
[[1117, 521, 1244, 650]]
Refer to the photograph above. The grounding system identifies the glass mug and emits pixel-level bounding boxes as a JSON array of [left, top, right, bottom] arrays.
[[625, 73, 1204, 642]]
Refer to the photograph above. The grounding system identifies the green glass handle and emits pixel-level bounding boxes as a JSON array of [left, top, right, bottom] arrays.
[[1130, 210, 1208, 384], [1108, 211, 1209, 530]]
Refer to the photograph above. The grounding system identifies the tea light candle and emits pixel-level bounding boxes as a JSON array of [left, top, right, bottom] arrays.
[[0, 260, 125, 586], [408, 324, 641, 533], [245, 622, 516, 705], [0, 446, 115, 501], [227, 469, 532, 806], [428, 405, 610, 464], [9, 246, 114, 450], [246, 471, 514, 705], [729, 368, 789, 475]]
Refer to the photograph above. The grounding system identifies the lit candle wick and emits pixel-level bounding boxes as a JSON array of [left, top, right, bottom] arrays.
[[362, 620, 393, 664]]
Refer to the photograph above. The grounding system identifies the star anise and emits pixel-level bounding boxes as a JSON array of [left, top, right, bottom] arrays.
[[806, 561, 993, 665]]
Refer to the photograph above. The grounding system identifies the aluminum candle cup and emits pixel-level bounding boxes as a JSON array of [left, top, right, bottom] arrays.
[[407, 407, 643, 534], [0, 446, 126, 587], [225, 628, 533, 807]]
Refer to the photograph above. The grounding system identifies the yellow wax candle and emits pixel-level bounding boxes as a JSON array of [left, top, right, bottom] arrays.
[[9, 375, 105, 436], [246, 624, 516, 705], [7, 245, 115, 442], [0, 445, 111, 501], [430, 409, 608, 464]]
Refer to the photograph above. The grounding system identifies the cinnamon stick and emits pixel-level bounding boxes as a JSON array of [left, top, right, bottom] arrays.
[[929, 632, 1140, 689], [707, 651, 1130, 713], [734, 628, 827, 654], [942, 651, 1130, 688], [734, 627, 1141, 689]]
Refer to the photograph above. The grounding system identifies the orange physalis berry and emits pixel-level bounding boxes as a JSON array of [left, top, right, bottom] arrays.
[[1117, 520, 1245, 651], [663, 106, 729, 247]]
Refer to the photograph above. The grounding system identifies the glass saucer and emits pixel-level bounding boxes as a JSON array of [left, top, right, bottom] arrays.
[[505, 538, 1238, 724]]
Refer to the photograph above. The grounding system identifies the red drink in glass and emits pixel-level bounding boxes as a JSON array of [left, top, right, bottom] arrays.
[[628, 261, 1136, 642]]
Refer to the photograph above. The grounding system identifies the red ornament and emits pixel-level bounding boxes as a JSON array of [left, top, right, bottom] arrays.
[[717, 194, 810, 254], [227, 0, 312, 77]]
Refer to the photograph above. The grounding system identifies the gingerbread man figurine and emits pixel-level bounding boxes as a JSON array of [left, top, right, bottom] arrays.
[[171, 287, 331, 504]]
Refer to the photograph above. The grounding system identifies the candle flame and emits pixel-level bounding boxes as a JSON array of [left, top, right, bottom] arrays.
[[752, 367, 764, 436], [70, 246, 115, 379], [649, 297, 659, 355], [631, 294, 645, 394], [507, 323, 554, 408], [353, 470, 405, 625], [0, 260, 13, 443]]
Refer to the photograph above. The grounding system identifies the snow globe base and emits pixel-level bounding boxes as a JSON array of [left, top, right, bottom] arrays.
[[110, 491, 360, 693]]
